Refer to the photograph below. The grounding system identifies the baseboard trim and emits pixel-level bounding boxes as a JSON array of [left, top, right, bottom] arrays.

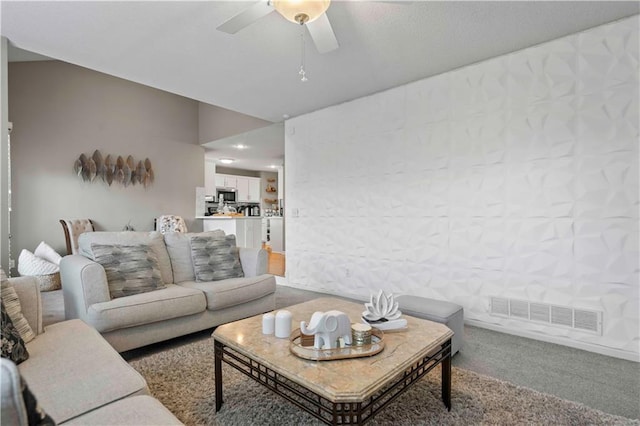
[[466, 319, 640, 363], [274, 275, 289, 286], [277, 281, 639, 362]]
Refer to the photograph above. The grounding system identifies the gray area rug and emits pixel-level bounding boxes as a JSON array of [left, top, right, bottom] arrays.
[[129, 337, 637, 426]]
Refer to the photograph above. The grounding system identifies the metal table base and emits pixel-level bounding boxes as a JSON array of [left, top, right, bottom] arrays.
[[214, 338, 452, 425]]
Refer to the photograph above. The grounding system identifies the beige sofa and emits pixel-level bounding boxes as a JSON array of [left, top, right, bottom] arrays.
[[60, 230, 276, 352], [1, 276, 182, 425]]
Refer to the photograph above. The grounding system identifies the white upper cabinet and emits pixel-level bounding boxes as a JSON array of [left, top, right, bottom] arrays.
[[248, 178, 261, 202], [236, 176, 261, 202], [216, 174, 237, 189], [236, 177, 249, 201]]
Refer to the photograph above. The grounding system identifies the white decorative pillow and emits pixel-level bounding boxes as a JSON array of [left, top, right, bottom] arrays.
[[17, 250, 59, 276], [34, 241, 62, 266], [0, 269, 36, 343]]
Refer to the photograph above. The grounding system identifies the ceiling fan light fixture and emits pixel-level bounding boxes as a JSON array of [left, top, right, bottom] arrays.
[[273, 0, 330, 25]]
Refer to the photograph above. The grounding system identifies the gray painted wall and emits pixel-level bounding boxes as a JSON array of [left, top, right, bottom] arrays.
[[8, 60, 203, 265], [198, 102, 271, 144]]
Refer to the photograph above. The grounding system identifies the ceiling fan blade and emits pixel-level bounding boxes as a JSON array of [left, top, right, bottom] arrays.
[[306, 13, 339, 54], [217, 1, 274, 34]]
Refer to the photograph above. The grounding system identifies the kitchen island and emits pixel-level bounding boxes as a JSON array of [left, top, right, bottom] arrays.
[[196, 216, 263, 249]]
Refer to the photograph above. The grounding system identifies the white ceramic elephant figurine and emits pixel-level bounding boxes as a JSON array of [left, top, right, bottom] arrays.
[[300, 310, 352, 350]]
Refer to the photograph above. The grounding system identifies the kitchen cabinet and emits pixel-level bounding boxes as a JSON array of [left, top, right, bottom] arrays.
[[269, 217, 284, 252], [215, 174, 237, 189], [248, 178, 261, 202], [236, 177, 249, 200], [236, 176, 261, 202], [262, 217, 283, 252]]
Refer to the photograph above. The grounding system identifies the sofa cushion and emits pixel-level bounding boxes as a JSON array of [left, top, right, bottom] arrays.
[[164, 230, 225, 283], [1, 270, 35, 343], [179, 274, 276, 311], [86, 284, 207, 333], [64, 395, 182, 425], [91, 243, 165, 299], [78, 231, 174, 284], [1, 301, 29, 364], [190, 235, 244, 282], [20, 319, 148, 423], [19, 367, 56, 425]]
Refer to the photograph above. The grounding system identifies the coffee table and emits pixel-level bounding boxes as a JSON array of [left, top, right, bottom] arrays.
[[213, 297, 453, 425]]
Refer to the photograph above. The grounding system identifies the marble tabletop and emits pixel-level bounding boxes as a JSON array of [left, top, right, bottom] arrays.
[[213, 297, 453, 402]]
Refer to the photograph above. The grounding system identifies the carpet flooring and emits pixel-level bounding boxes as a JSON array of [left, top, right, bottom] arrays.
[[129, 337, 638, 425], [42, 287, 640, 420]]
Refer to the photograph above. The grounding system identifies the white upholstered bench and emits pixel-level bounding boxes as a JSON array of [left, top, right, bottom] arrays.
[[395, 295, 464, 356]]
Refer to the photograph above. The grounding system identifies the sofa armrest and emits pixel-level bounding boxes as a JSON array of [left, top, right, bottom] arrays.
[[8, 276, 43, 336], [60, 255, 111, 321], [1, 358, 28, 426], [239, 248, 268, 277]]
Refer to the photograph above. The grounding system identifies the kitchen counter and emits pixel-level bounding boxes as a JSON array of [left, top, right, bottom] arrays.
[[196, 215, 262, 220], [196, 216, 262, 249]]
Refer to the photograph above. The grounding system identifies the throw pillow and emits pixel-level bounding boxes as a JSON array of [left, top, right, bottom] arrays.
[[190, 235, 244, 282], [34, 241, 62, 266], [0, 269, 36, 343], [164, 230, 226, 283], [91, 244, 165, 299], [1, 300, 29, 364], [17, 250, 59, 276], [79, 232, 173, 285]]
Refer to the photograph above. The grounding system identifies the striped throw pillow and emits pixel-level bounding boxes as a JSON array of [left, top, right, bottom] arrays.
[[0, 270, 35, 343], [91, 244, 165, 299], [190, 235, 244, 282]]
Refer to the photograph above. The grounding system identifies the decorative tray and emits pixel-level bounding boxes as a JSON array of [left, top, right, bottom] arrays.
[[289, 328, 384, 361]]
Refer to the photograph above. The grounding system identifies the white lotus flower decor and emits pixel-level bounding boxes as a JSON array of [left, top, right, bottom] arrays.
[[362, 290, 402, 322]]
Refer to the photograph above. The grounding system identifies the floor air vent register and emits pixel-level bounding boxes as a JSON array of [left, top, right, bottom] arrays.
[[490, 297, 603, 335]]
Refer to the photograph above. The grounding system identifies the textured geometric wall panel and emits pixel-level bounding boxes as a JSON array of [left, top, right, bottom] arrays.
[[285, 16, 639, 357]]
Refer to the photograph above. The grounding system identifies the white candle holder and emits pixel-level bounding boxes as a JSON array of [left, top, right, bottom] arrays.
[[275, 310, 292, 338], [262, 312, 275, 335]]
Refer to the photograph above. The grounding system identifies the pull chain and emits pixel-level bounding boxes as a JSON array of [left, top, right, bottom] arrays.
[[299, 23, 308, 82]]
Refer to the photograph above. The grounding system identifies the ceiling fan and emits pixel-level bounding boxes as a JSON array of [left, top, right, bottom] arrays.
[[216, 0, 339, 54]]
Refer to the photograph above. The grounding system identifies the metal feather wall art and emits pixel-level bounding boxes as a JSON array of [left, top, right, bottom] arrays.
[[72, 150, 155, 188]]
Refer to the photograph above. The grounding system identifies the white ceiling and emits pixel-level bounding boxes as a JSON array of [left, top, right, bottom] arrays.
[[2, 1, 639, 169], [203, 122, 284, 172]]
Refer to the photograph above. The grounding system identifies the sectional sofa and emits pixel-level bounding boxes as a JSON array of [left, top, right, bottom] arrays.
[[60, 230, 277, 352], [1, 276, 182, 425]]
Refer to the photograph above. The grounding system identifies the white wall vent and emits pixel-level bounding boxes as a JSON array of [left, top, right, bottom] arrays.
[[490, 297, 509, 316], [490, 297, 602, 335]]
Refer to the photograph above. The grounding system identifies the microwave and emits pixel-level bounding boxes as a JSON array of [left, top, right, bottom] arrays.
[[216, 188, 236, 203]]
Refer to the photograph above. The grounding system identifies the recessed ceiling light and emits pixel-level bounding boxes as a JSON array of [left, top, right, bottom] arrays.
[[269, 165, 278, 169], [219, 158, 235, 164], [234, 144, 248, 150]]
